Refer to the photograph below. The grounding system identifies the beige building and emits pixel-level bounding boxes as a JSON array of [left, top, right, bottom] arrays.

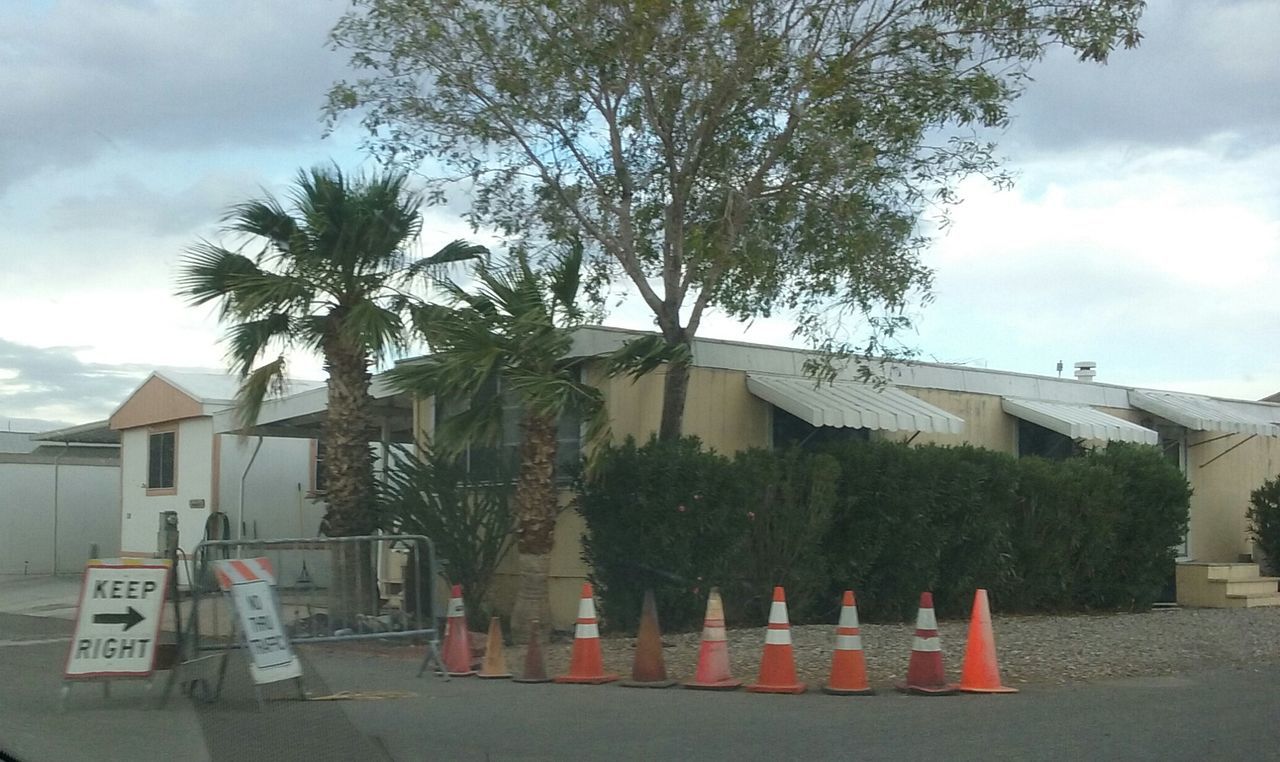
[[409, 327, 1280, 626]]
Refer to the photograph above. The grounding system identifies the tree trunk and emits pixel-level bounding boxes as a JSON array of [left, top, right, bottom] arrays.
[[658, 339, 692, 442], [322, 338, 379, 626], [509, 413, 558, 643]]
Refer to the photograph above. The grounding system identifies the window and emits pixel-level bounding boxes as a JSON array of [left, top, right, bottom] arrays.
[[434, 377, 582, 483], [312, 440, 327, 494], [147, 429, 176, 493], [771, 407, 869, 451], [1016, 419, 1077, 460]]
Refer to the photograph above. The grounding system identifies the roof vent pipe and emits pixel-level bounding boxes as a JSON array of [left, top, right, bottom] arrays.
[[1074, 361, 1097, 382]]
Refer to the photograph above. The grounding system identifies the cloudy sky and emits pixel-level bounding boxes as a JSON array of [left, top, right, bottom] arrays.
[[1, 0, 1278, 430]]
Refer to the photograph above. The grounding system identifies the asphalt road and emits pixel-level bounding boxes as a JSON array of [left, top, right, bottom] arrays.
[[2, 610, 1278, 761]]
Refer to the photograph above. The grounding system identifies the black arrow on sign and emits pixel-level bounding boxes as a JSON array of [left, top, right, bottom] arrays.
[[93, 606, 145, 631]]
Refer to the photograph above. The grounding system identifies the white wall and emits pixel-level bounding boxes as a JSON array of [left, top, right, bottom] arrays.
[[0, 460, 120, 574], [119, 418, 215, 558]]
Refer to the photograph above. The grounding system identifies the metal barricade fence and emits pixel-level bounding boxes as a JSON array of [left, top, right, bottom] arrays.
[[185, 534, 444, 668]]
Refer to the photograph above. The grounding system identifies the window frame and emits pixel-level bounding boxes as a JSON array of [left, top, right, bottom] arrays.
[[145, 426, 178, 496]]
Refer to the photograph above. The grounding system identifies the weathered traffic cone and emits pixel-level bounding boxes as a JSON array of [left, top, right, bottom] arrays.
[[622, 590, 676, 688], [746, 586, 806, 694], [477, 617, 512, 679], [684, 588, 741, 690], [442, 584, 476, 677], [513, 618, 551, 684], [897, 592, 957, 695], [555, 583, 619, 684], [823, 590, 874, 695], [959, 589, 1018, 694]]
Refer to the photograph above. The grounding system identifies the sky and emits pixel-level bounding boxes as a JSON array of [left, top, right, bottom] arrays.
[[1, 0, 1278, 430]]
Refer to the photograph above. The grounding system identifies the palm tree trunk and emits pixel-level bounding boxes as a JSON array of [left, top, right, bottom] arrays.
[[323, 338, 378, 627], [509, 412, 558, 642]]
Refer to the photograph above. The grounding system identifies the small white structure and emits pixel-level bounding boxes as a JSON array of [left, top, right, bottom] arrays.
[[0, 422, 121, 574], [108, 372, 326, 582]]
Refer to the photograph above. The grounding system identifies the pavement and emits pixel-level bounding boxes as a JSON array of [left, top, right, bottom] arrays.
[[3, 575, 1280, 761]]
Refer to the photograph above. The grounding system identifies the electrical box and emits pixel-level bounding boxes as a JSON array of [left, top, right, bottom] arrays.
[[157, 510, 179, 558]]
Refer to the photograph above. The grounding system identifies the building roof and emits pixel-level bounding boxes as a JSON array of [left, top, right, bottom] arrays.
[[108, 371, 324, 430], [1128, 390, 1280, 437], [566, 325, 1280, 438], [31, 420, 120, 445]]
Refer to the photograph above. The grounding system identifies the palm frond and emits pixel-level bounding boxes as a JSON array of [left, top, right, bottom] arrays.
[[605, 335, 692, 380], [176, 243, 263, 312], [547, 238, 583, 320], [223, 198, 300, 259], [225, 313, 294, 376], [339, 300, 405, 360], [234, 356, 289, 430]]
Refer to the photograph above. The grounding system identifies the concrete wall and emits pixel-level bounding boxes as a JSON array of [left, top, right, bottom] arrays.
[[0, 457, 120, 574]]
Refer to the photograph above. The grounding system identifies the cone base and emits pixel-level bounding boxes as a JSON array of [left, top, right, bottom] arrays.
[[822, 684, 875, 696], [896, 683, 959, 696], [512, 675, 553, 684], [746, 682, 807, 694], [554, 674, 620, 684], [477, 672, 513, 679], [960, 684, 1019, 694], [447, 670, 478, 677], [620, 678, 677, 689], [683, 678, 742, 691]]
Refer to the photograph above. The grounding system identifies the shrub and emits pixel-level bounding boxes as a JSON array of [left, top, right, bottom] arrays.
[[380, 449, 514, 628], [578, 436, 1191, 629], [1248, 476, 1280, 576], [577, 436, 748, 631]]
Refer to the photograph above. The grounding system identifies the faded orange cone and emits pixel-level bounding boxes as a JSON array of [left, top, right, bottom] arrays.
[[684, 588, 741, 691], [555, 583, 619, 684], [622, 590, 676, 688], [959, 589, 1018, 694], [823, 590, 873, 695], [746, 586, 806, 694], [897, 592, 957, 695], [513, 619, 551, 684], [441, 584, 476, 677], [477, 616, 512, 679]]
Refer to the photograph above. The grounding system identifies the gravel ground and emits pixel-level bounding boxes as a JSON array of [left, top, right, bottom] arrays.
[[317, 606, 1280, 689]]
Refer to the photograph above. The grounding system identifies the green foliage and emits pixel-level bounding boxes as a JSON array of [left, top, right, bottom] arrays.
[[1248, 476, 1280, 576], [578, 437, 1190, 628], [380, 449, 514, 628], [329, 0, 1144, 376], [577, 437, 749, 631]]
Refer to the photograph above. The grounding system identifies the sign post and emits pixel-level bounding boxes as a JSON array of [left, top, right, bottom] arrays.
[[213, 558, 304, 707], [62, 560, 171, 706]]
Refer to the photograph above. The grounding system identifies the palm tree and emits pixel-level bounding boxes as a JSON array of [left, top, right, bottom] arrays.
[[387, 245, 606, 641], [178, 164, 484, 620]]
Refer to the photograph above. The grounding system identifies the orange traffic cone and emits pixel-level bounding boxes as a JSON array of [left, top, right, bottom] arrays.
[[555, 583, 619, 684], [959, 589, 1018, 694], [823, 590, 873, 695], [746, 586, 806, 694], [513, 618, 551, 684], [684, 588, 741, 691], [477, 616, 512, 679], [622, 590, 676, 688], [897, 592, 957, 695], [441, 584, 476, 677]]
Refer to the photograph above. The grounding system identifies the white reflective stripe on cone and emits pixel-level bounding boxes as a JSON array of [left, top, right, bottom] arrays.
[[836, 634, 863, 651], [447, 598, 464, 617], [768, 600, 789, 623], [916, 607, 937, 630], [702, 626, 727, 641], [765, 628, 792, 646], [912, 636, 941, 652], [577, 596, 596, 619], [576, 622, 600, 639], [838, 606, 860, 628]]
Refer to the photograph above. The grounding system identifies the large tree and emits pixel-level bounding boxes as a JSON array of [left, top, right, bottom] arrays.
[[328, 0, 1143, 439], [178, 165, 483, 618], [386, 246, 606, 640]]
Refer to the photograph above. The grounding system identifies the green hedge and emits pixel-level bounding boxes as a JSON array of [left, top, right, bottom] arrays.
[[577, 437, 1190, 630], [1248, 476, 1280, 575]]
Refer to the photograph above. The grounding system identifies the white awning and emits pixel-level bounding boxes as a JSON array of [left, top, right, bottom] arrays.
[[746, 374, 964, 434], [1001, 398, 1157, 444], [1128, 390, 1280, 437]]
